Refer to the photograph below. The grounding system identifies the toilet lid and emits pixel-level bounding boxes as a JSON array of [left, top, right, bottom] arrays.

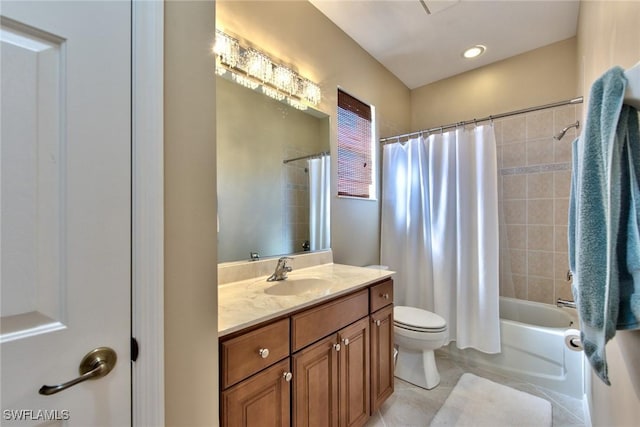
[[394, 306, 446, 332]]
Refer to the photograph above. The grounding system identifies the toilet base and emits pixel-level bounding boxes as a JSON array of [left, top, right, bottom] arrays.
[[394, 347, 440, 390]]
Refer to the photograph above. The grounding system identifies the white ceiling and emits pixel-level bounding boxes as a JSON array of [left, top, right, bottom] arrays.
[[309, 0, 580, 89]]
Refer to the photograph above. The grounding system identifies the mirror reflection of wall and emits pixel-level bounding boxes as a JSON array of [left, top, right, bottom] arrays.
[[216, 76, 330, 263]]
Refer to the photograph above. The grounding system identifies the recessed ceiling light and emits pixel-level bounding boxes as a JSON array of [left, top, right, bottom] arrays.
[[462, 45, 486, 59]]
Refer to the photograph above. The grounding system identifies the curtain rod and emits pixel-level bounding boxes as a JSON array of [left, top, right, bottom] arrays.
[[283, 151, 329, 164], [380, 96, 583, 144]]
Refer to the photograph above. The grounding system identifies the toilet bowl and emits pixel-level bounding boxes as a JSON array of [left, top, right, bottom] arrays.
[[394, 306, 447, 390]]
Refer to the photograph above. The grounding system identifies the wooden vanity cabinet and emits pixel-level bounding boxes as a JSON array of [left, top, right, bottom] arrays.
[[369, 279, 394, 413], [219, 279, 394, 427], [338, 317, 370, 427], [292, 334, 339, 426], [292, 316, 370, 427], [291, 290, 370, 427], [370, 304, 394, 413]]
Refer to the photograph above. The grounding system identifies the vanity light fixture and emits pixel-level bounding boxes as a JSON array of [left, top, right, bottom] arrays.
[[462, 44, 486, 59], [214, 29, 322, 109]]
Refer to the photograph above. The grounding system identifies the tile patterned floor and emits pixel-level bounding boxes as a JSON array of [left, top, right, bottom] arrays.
[[365, 350, 586, 427]]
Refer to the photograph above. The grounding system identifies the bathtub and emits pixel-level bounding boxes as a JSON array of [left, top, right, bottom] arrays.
[[444, 296, 584, 398]]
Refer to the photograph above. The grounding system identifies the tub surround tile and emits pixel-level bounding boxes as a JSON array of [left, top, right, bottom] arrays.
[[500, 280, 515, 298], [555, 279, 574, 302], [554, 170, 572, 198], [526, 138, 555, 165], [509, 249, 527, 275], [496, 147, 503, 169], [527, 110, 554, 140], [501, 163, 571, 176], [506, 225, 526, 249], [555, 198, 570, 225], [502, 142, 526, 168], [504, 200, 526, 224], [501, 116, 526, 143], [493, 120, 504, 146], [555, 137, 573, 163], [527, 199, 554, 225], [527, 251, 554, 278], [554, 252, 571, 280], [527, 277, 554, 304], [503, 174, 526, 199], [527, 172, 554, 198], [528, 225, 554, 251], [553, 105, 577, 134], [498, 106, 579, 309], [555, 226, 569, 252], [512, 274, 528, 299]]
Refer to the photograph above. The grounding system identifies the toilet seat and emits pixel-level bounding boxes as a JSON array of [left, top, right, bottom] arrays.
[[394, 306, 446, 333]]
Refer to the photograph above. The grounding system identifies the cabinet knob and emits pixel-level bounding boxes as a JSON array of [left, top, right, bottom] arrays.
[[342, 338, 350, 346], [258, 348, 270, 359], [375, 320, 381, 327], [333, 343, 341, 352], [380, 293, 390, 300], [282, 372, 293, 382]]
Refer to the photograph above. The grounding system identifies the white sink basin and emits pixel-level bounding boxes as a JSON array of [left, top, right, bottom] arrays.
[[264, 277, 334, 296]]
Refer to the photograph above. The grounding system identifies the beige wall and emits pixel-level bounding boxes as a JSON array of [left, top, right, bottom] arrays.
[[164, 1, 218, 425], [217, 0, 411, 266], [576, 2, 640, 426], [411, 38, 578, 131]]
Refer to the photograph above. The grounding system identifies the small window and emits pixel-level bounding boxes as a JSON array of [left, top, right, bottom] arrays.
[[337, 89, 375, 199]]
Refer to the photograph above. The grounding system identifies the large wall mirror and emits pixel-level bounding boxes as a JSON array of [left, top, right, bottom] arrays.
[[217, 76, 331, 263]]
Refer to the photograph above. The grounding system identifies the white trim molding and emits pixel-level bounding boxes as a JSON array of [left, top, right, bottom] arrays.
[[132, 0, 164, 425]]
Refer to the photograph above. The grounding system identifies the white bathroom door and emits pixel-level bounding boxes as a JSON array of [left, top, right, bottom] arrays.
[[1, 1, 131, 425]]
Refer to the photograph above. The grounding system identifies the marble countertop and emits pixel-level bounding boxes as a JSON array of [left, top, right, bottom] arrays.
[[218, 263, 394, 337]]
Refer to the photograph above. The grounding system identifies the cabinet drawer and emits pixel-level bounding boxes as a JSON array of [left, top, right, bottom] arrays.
[[221, 318, 290, 389], [370, 280, 393, 312], [291, 289, 368, 352]]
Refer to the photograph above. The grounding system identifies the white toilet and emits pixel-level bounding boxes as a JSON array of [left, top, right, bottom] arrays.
[[394, 306, 447, 390]]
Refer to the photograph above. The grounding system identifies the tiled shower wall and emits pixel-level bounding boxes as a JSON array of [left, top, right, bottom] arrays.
[[283, 144, 310, 255], [495, 103, 582, 305]]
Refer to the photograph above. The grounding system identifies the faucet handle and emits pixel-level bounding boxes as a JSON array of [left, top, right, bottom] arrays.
[[278, 256, 294, 268], [267, 256, 294, 281]]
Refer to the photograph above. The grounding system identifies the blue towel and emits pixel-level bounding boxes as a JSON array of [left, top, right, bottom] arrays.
[[568, 66, 640, 385]]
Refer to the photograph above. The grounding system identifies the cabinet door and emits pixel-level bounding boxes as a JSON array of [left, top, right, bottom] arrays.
[[338, 317, 370, 427], [293, 334, 340, 427], [371, 305, 394, 413], [222, 359, 291, 427]]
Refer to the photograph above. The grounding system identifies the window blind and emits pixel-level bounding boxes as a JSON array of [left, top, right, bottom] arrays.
[[337, 89, 373, 198]]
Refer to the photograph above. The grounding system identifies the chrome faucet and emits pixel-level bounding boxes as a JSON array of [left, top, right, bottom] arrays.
[[557, 298, 576, 309], [267, 257, 293, 282]]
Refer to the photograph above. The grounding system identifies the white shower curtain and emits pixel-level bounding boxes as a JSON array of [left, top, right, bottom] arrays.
[[381, 125, 501, 353], [308, 155, 331, 251]]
